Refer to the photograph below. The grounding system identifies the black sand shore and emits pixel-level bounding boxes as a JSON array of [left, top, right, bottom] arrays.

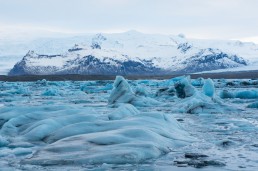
[[1, 70, 258, 82]]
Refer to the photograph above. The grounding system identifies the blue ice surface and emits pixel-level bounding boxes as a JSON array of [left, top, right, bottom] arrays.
[[191, 77, 204, 86], [247, 101, 258, 108], [0, 76, 258, 170], [220, 89, 258, 99], [202, 78, 215, 97]]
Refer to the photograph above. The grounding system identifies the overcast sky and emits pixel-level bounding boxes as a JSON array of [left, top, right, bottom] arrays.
[[0, 0, 258, 43]]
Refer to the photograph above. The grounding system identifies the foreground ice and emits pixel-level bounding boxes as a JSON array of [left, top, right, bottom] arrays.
[[0, 77, 258, 170], [23, 112, 193, 165]]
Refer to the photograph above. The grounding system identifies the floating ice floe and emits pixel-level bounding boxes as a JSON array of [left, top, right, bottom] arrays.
[[108, 76, 161, 107], [173, 76, 227, 114], [220, 89, 258, 99], [0, 105, 97, 139], [23, 111, 194, 165]]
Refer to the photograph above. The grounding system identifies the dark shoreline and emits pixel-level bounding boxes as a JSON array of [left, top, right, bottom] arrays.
[[1, 70, 258, 82]]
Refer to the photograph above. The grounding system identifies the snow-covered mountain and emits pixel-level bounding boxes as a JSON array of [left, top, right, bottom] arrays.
[[8, 31, 258, 75]]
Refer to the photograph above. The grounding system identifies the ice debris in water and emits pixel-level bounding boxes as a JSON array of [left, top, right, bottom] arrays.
[[191, 77, 204, 86], [36, 79, 48, 86], [156, 87, 176, 97], [202, 78, 215, 97], [159, 75, 187, 87], [2, 77, 258, 169], [42, 87, 60, 96], [108, 76, 161, 107], [134, 85, 148, 97], [9, 86, 31, 96]]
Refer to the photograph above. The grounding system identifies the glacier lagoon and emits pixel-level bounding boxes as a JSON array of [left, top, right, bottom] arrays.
[[0, 76, 258, 170]]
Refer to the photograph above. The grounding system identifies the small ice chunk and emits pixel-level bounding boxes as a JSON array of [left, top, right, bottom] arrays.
[[220, 90, 235, 99], [191, 77, 204, 86], [174, 77, 196, 98], [247, 102, 258, 108], [42, 87, 60, 96], [172, 77, 227, 114], [36, 79, 48, 86], [108, 76, 135, 104], [156, 87, 176, 97], [13, 147, 33, 156], [220, 89, 258, 99], [134, 86, 148, 97], [108, 76, 161, 107], [108, 104, 140, 120], [235, 90, 258, 99], [0, 135, 8, 147], [202, 78, 215, 97]]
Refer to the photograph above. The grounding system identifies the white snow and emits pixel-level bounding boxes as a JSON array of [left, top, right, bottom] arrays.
[[1, 31, 258, 75]]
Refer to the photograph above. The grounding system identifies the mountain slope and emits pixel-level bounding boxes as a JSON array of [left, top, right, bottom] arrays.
[[8, 31, 257, 76]]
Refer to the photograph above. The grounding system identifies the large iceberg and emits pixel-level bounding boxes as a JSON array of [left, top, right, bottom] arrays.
[[23, 112, 194, 165]]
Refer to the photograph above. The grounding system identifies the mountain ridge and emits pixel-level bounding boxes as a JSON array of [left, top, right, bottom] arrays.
[[8, 31, 258, 76]]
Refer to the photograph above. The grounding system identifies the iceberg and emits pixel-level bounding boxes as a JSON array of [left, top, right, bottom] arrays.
[[108, 76, 135, 105], [220, 90, 258, 99], [108, 76, 161, 107], [202, 78, 215, 97], [173, 77, 226, 114], [174, 77, 196, 98], [23, 112, 194, 165]]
